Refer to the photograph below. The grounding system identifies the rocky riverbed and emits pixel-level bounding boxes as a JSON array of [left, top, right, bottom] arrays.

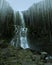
[[0, 45, 52, 65]]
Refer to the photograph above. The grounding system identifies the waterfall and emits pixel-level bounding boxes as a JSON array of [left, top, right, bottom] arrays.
[[10, 12, 20, 47], [10, 11, 29, 49], [19, 11, 29, 49]]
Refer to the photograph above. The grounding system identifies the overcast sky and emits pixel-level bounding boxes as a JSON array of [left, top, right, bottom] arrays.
[[6, 0, 43, 11]]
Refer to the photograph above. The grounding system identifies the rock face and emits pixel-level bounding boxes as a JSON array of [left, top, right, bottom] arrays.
[[0, 0, 14, 41], [0, 0, 52, 55], [23, 0, 52, 55]]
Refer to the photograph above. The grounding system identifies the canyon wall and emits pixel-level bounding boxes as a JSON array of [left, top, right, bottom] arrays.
[[23, 0, 52, 54]]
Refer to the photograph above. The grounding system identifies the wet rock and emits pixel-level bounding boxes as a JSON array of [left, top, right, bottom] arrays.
[[45, 56, 52, 63]]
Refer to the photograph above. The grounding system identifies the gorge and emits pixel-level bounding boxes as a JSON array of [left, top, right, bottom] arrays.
[[0, 0, 52, 55]]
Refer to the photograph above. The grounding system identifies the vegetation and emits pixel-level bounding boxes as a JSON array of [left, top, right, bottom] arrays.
[[0, 44, 45, 65]]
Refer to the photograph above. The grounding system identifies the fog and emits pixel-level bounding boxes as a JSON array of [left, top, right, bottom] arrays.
[[6, 0, 43, 11]]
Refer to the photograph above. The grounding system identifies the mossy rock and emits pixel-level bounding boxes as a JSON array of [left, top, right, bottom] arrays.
[[0, 40, 8, 48]]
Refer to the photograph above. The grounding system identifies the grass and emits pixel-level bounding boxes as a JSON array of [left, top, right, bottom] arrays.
[[0, 42, 52, 65]]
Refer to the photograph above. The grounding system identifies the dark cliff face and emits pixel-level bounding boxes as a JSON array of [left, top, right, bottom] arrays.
[[0, 0, 14, 41], [0, 0, 52, 55], [23, 0, 52, 55]]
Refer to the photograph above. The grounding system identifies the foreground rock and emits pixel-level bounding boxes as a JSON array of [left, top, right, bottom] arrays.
[[0, 45, 52, 65]]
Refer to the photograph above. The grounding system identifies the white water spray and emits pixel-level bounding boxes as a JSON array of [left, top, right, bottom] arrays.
[[19, 11, 29, 49], [10, 11, 29, 49]]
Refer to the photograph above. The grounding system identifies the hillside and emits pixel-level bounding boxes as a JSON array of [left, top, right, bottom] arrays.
[[0, 0, 14, 41], [22, 0, 52, 55]]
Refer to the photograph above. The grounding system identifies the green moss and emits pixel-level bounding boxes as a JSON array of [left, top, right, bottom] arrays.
[[0, 44, 50, 65]]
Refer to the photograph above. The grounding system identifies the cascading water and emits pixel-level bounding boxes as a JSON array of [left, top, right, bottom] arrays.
[[10, 12, 20, 47], [10, 11, 29, 49], [19, 11, 29, 49]]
